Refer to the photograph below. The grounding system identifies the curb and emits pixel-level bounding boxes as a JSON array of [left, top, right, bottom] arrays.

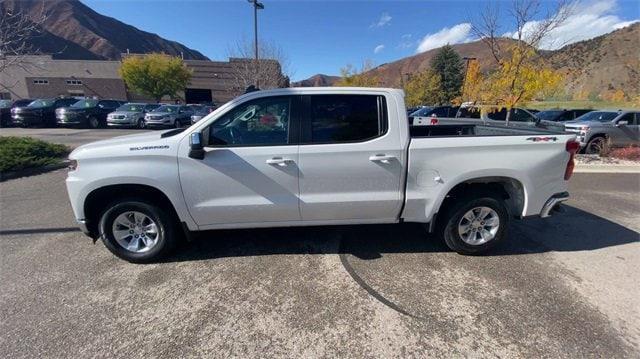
[[0, 160, 70, 182], [574, 164, 640, 174]]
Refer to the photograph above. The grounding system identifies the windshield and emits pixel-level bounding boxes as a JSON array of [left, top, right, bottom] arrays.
[[28, 99, 55, 108], [0, 100, 11, 108], [410, 107, 434, 117], [71, 99, 98, 108], [575, 111, 618, 122], [535, 110, 563, 121], [153, 105, 177, 113], [117, 104, 144, 112]]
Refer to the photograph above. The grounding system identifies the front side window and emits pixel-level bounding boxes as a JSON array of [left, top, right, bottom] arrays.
[[206, 96, 291, 146], [618, 113, 638, 125], [308, 95, 383, 143]]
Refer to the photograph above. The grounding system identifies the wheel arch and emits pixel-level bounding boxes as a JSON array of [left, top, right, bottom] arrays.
[[429, 176, 526, 232], [83, 183, 181, 238]]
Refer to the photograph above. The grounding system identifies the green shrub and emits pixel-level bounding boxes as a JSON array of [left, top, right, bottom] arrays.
[[0, 136, 69, 172]]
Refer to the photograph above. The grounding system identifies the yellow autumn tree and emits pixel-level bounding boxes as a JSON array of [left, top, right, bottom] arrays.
[[403, 69, 442, 107], [470, 0, 572, 124], [485, 46, 563, 112], [335, 60, 380, 87], [459, 59, 484, 104]]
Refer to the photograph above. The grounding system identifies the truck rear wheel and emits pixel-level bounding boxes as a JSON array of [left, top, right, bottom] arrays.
[[98, 200, 177, 263], [439, 193, 509, 255]]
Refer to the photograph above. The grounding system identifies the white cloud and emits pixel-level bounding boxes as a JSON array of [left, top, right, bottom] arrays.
[[374, 44, 385, 54], [416, 23, 473, 53], [371, 12, 392, 28], [503, 0, 640, 50]]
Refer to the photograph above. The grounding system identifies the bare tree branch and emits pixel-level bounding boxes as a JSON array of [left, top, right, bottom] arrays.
[[0, 0, 49, 75], [227, 38, 291, 93]]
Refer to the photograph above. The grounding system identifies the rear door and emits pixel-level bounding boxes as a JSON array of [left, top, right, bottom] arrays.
[[297, 94, 404, 222], [179, 95, 302, 226]]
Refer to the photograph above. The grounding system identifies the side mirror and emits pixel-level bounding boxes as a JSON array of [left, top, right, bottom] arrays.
[[188, 132, 205, 160], [617, 120, 628, 126]]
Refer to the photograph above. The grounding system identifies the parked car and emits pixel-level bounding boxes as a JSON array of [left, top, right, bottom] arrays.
[[10, 98, 79, 127], [190, 105, 216, 124], [107, 103, 160, 129], [144, 105, 193, 128], [564, 110, 639, 154], [406, 105, 427, 115], [535, 109, 593, 130], [66, 87, 577, 262], [57, 99, 125, 128], [0, 98, 33, 127], [409, 105, 459, 125]]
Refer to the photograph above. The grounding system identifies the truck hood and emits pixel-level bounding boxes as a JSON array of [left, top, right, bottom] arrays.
[[70, 130, 181, 160], [564, 121, 608, 128], [109, 111, 140, 116]]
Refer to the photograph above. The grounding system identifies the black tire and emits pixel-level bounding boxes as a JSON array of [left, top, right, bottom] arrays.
[[88, 116, 100, 129], [174, 119, 181, 128], [98, 200, 178, 263], [137, 118, 146, 129], [439, 193, 509, 255], [585, 136, 605, 155]]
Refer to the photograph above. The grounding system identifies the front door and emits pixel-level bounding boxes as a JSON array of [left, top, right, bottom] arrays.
[[297, 94, 404, 222], [610, 112, 640, 146], [179, 95, 301, 226]]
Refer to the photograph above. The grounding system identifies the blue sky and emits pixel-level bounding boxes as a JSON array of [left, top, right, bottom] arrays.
[[83, 0, 639, 80]]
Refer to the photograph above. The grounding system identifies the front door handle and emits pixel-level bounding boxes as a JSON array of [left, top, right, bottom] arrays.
[[369, 154, 395, 163], [266, 157, 293, 166]]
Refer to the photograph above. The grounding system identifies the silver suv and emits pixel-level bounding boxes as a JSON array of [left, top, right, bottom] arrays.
[[564, 110, 640, 154], [107, 103, 160, 129]]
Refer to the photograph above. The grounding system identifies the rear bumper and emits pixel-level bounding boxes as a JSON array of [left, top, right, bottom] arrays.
[[540, 192, 570, 218]]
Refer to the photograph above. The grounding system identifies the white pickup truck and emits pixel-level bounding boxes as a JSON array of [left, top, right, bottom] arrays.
[[66, 87, 578, 262]]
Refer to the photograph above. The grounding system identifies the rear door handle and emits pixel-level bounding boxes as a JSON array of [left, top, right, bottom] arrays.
[[369, 154, 396, 163], [266, 157, 293, 166]]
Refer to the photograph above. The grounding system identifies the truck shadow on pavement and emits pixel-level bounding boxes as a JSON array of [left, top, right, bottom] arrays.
[[165, 205, 639, 263]]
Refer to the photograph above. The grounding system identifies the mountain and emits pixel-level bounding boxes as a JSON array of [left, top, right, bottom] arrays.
[[544, 23, 640, 96], [1, 0, 209, 60], [292, 74, 341, 87], [296, 23, 639, 97]]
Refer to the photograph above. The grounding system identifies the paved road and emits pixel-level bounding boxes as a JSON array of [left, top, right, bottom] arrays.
[[0, 130, 639, 357], [0, 127, 151, 148]]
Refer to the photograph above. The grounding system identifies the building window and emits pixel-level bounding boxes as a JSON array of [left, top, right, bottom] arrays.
[[66, 79, 82, 85], [33, 79, 49, 85]]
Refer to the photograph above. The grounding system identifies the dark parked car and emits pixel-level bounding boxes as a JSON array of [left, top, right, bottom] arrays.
[[10, 98, 79, 127], [56, 99, 125, 128], [1, 99, 33, 127], [535, 109, 593, 130], [409, 105, 460, 125]]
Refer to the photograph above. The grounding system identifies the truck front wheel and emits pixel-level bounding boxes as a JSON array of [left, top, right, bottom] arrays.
[[98, 200, 177, 263], [439, 194, 509, 255]]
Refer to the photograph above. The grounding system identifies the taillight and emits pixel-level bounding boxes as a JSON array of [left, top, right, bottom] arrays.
[[564, 140, 580, 180], [430, 116, 438, 125]]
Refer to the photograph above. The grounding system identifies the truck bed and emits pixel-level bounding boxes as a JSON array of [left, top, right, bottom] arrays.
[[409, 123, 563, 138]]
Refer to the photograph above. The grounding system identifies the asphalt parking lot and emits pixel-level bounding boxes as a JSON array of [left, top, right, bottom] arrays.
[[1, 129, 639, 357]]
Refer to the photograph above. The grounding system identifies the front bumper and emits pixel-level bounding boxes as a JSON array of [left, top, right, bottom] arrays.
[[57, 114, 86, 126], [12, 114, 43, 125], [540, 192, 570, 218], [107, 118, 136, 126]]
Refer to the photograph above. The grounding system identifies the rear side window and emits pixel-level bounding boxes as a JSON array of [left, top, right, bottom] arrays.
[[306, 95, 386, 144]]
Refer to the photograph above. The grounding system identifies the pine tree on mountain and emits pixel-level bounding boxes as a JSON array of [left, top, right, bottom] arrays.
[[430, 45, 464, 105]]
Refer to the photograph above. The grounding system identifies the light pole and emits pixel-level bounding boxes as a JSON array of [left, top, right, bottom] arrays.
[[248, 0, 264, 87], [461, 56, 477, 102]]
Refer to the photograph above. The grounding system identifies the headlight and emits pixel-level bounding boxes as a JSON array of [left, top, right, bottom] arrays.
[[68, 159, 78, 171]]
